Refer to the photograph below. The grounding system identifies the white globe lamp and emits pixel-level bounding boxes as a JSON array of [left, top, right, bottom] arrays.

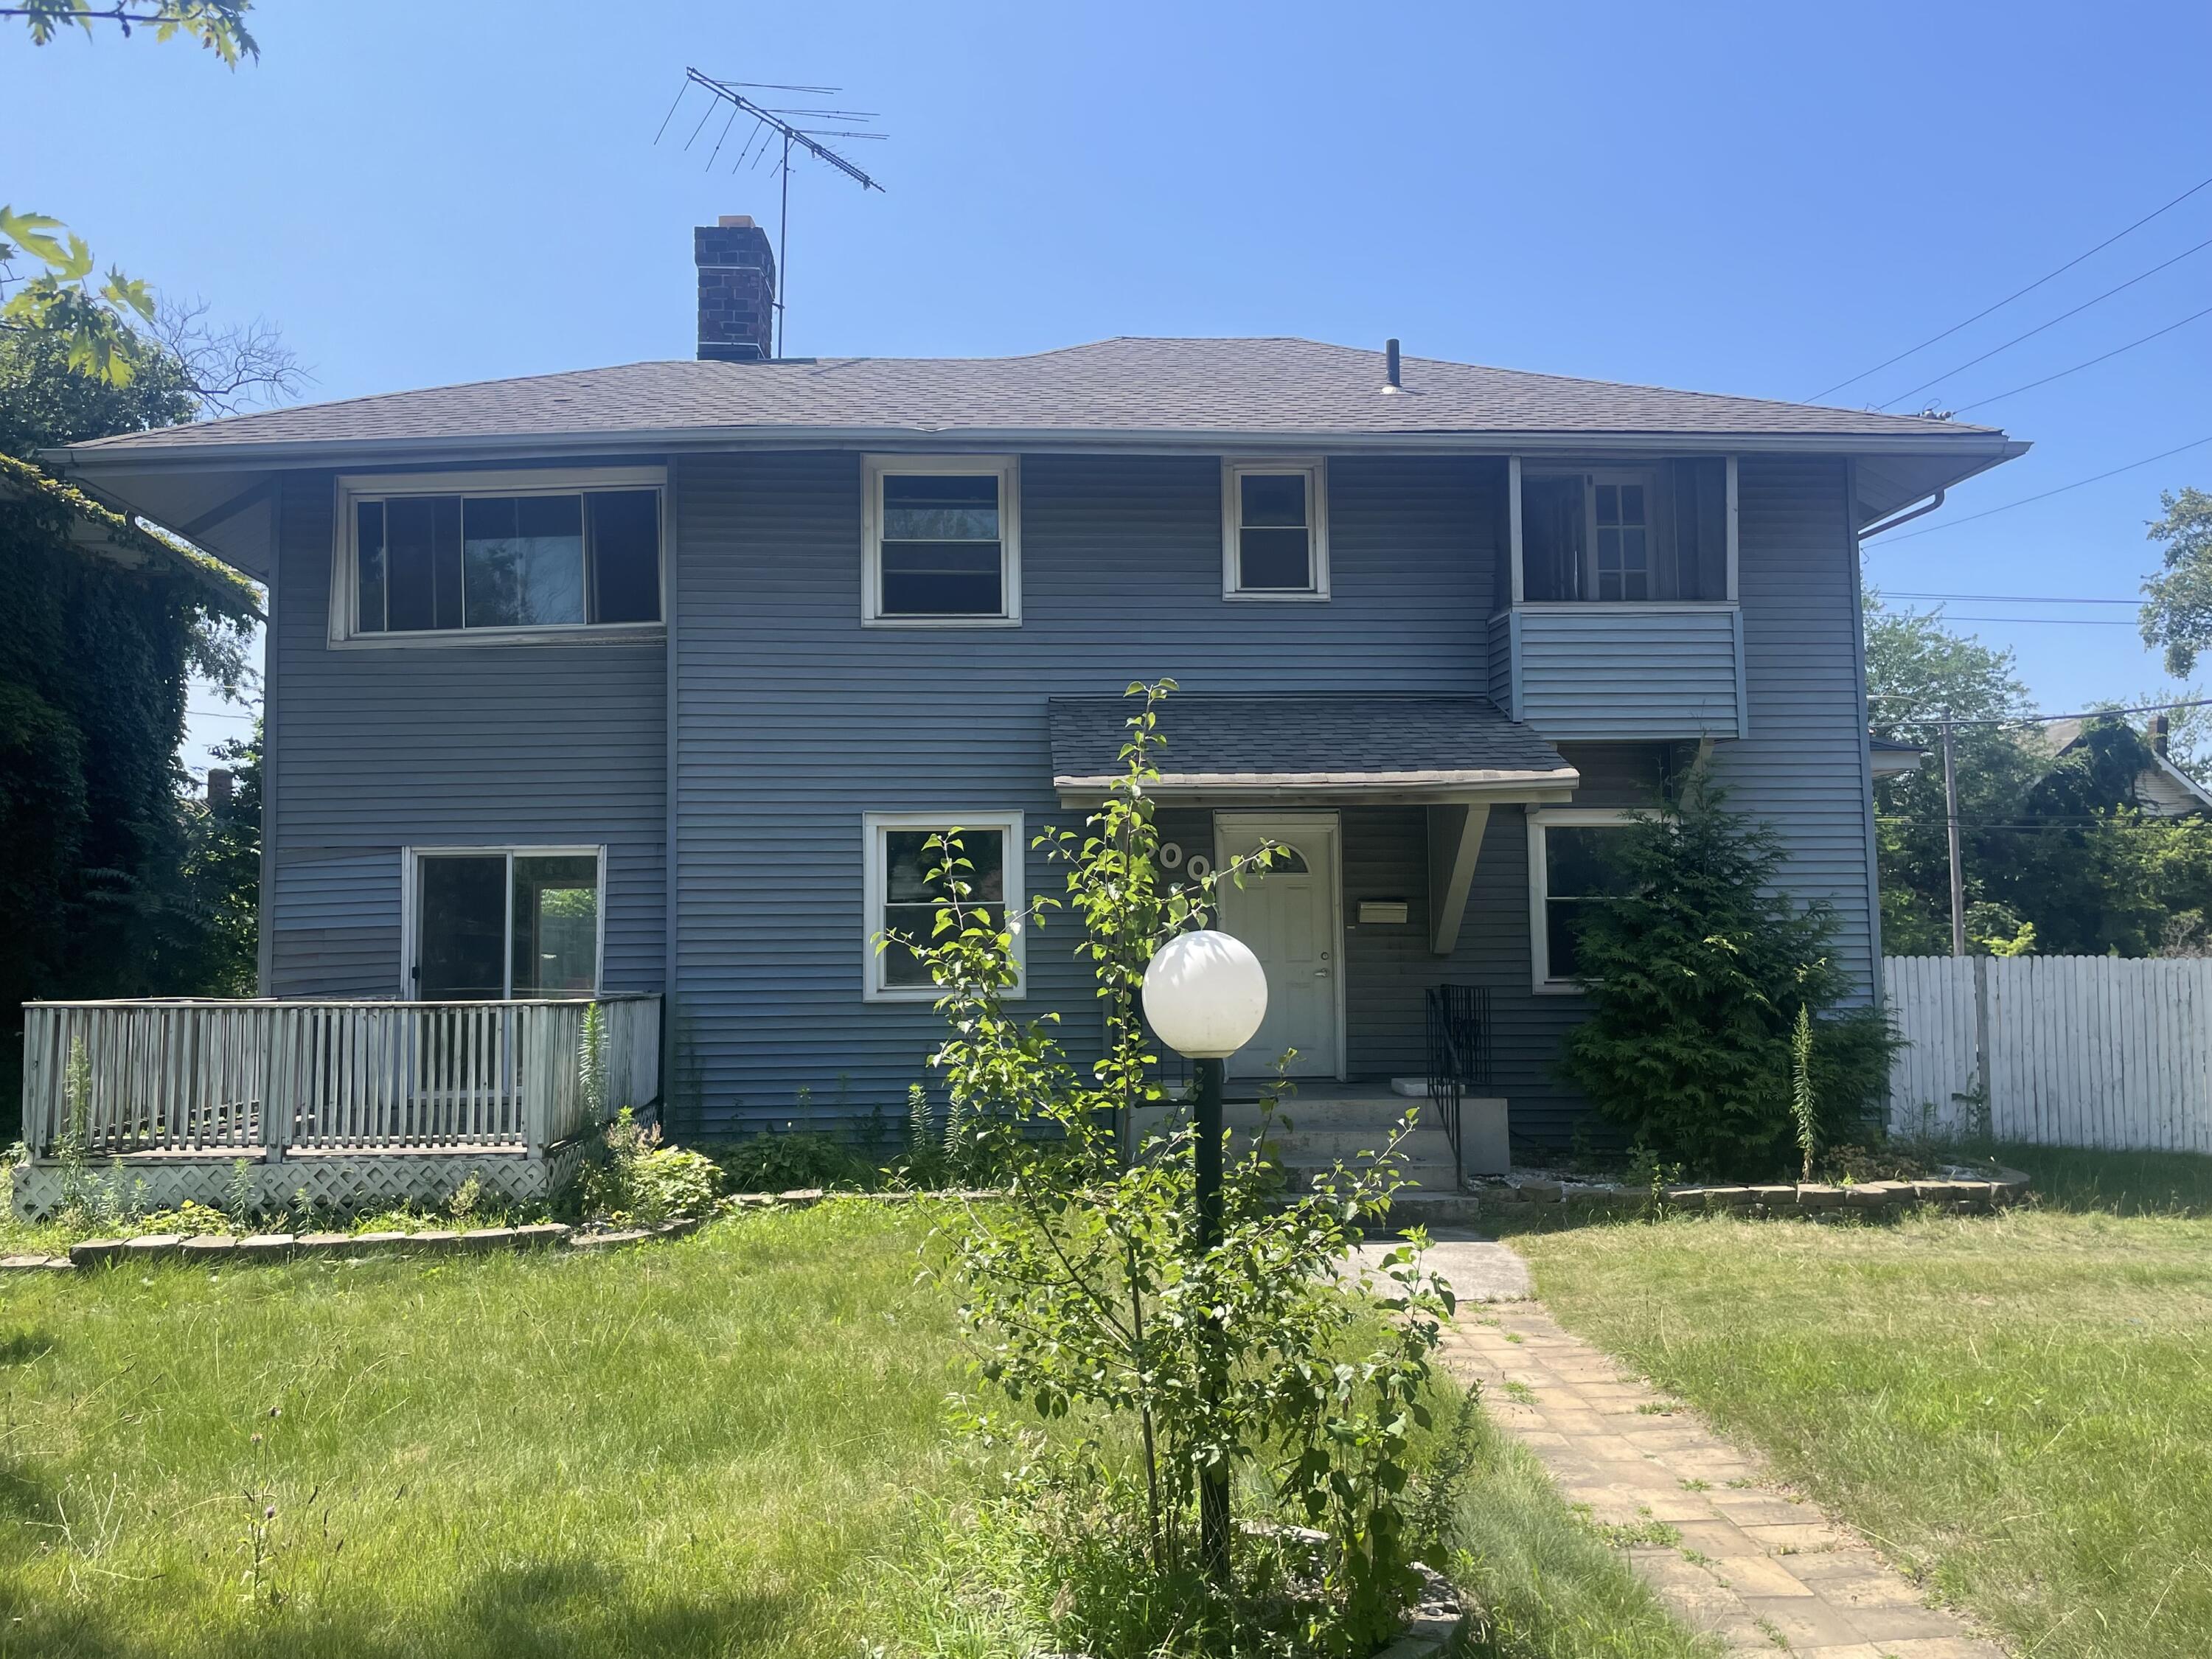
[[1141, 930, 1268, 1060]]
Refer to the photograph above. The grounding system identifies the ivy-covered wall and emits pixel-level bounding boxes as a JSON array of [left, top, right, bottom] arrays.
[[0, 458, 261, 1138]]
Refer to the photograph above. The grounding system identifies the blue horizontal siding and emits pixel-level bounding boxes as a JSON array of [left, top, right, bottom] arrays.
[[669, 451, 1505, 1133], [257, 443, 1874, 1154], [264, 472, 667, 1000], [1514, 607, 1743, 740]]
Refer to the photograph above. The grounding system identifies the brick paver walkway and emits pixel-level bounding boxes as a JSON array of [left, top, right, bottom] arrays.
[[1437, 1303, 2007, 1658]]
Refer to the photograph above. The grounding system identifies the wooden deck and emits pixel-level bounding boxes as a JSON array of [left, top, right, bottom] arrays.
[[13, 995, 659, 1220]]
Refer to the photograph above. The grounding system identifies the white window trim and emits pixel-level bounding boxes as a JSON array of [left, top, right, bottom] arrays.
[[863, 811, 1026, 1002], [1506, 456, 1740, 608], [1526, 807, 1635, 995], [330, 467, 668, 649], [400, 844, 607, 1001], [861, 455, 1022, 627], [1222, 457, 1330, 601]]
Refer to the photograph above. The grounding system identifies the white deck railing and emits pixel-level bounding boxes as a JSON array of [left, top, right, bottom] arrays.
[[18, 995, 660, 1161]]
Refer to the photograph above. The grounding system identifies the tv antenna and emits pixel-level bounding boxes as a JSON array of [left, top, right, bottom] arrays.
[[655, 68, 886, 357]]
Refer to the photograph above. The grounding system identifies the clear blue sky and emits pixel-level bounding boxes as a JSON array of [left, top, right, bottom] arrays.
[[14, 1, 2211, 766]]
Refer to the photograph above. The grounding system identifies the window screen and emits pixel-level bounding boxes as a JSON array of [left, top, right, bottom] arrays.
[[878, 826, 1006, 987], [878, 474, 1005, 616], [1235, 471, 1313, 591], [1542, 824, 1632, 981]]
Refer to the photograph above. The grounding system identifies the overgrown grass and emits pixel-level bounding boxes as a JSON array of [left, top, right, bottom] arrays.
[[0, 1197, 1714, 1658], [1516, 1147, 2212, 1659], [1, 1202, 970, 1658]]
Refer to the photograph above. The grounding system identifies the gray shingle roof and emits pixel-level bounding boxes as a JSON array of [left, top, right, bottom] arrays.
[[1048, 692, 1578, 801], [61, 337, 2005, 461]]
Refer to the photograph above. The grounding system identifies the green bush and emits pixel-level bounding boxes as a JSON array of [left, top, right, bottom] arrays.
[[718, 1130, 867, 1194], [578, 1108, 722, 1223], [1559, 763, 1902, 1178]]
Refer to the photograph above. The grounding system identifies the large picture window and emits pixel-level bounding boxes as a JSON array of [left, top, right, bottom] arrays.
[[1527, 810, 1635, 990], [337, 469, 664, 642], [406, 846, 603, 999], [863, 456, 1020, 624], [1222, 458, 1329, 599], [862, 812, 1025, 999]]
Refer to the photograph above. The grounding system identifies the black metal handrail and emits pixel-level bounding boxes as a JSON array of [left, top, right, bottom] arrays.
[[1425, 984, 1492, 1190]]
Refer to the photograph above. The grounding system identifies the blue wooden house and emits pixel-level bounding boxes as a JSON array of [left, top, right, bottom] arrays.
[[22, 216, 2025, 1213]]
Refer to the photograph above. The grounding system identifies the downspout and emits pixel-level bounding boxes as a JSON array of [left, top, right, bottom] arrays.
[[1858, 487, 1944, 540]]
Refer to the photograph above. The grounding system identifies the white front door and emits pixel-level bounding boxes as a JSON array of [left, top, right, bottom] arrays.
[[1213, 813, 1343, 1079]]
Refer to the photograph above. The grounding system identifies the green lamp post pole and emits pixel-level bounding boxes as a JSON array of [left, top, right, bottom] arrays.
[[1141, 930, 1268, 1590]]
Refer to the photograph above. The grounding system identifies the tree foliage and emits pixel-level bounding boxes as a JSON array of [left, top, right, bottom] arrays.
[[7, 1, 257, 62], [2139, 486, 2212, 678], [1866, 586, 2212, 959], [1, 293, 268, 1133], [1559, 763, 1899, 1175]]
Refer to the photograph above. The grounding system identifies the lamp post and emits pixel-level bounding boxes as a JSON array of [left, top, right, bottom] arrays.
[[1141, 929, 1268, 1585]]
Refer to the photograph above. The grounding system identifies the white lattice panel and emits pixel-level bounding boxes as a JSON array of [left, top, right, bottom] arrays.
[[13, 1147, 582, 1223]]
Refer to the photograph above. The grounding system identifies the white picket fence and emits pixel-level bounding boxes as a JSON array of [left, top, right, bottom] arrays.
[[1885, 955, 2212, 1152]]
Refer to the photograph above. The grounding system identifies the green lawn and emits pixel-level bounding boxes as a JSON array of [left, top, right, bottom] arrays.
[[1, 1197, 1711, 1659], [1512, 1147, 2212, 1659]]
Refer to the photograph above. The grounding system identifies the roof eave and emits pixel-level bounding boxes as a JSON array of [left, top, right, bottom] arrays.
[[46, 424, 2022, 474], [1053, 770, 1582, 808]]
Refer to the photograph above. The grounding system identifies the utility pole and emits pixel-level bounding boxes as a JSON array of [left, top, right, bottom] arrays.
[[1941, 716, 1966, 957]]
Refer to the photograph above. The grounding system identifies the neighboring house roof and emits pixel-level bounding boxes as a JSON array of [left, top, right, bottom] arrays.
[[1869, 735, 1927, 778], [50, 336, 2015, 462], [2032, 717, 2212, 817], [1048, 692, 1579, 804], [0, 453, 262, 620]]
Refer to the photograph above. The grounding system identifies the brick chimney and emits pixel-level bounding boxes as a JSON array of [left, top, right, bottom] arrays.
[[2152, 712, 2171, 756], [207, 768, 233, 808], [695, 215, 776, 362]]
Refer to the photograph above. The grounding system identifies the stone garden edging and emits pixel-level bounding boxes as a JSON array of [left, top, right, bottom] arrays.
[[1415, 1165, 2033, 1227], [0, 1173, 2030, 1276], [0, 1188, 1015, 1276]]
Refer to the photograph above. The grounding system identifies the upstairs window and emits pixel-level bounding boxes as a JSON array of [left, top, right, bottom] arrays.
[[863, 456, 1020, 624], [339, 470, 663, 641], [1517, 458, 1731, 604], [1223, 459, 1329, 599]]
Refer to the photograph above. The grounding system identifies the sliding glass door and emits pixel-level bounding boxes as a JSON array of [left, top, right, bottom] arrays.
[[411, 848, 601, 999]]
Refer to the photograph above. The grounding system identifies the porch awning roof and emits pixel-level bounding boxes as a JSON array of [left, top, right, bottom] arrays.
[[1048, 693, 1579, 805]]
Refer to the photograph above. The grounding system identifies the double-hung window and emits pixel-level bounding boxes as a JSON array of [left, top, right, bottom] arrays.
[[1527, 809, 1635, 991], [405, 846, 603, 999], [863, 812, 1025, 1000], [335, 468, 664, 642], [863, 456, 1020, 624], [1222, 459, 1329, 599]]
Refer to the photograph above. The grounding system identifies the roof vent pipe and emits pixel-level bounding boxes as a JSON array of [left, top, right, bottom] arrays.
[[1382, 338, 1403, 394]]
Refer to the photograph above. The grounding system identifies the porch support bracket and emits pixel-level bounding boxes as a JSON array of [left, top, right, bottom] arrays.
[[1425, 801, 1490, 957]]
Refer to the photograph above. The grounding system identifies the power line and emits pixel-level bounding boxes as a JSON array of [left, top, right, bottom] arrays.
[[1885, 591, 2138, 605], [1933, 615, 2139, 626], [1867, 692, 2212, 726], [1804, 170, 2212, 402], [1877, 434, 2212, 543], [1873, 231, 2212, 411], [1951, 300, 2212, 415]]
